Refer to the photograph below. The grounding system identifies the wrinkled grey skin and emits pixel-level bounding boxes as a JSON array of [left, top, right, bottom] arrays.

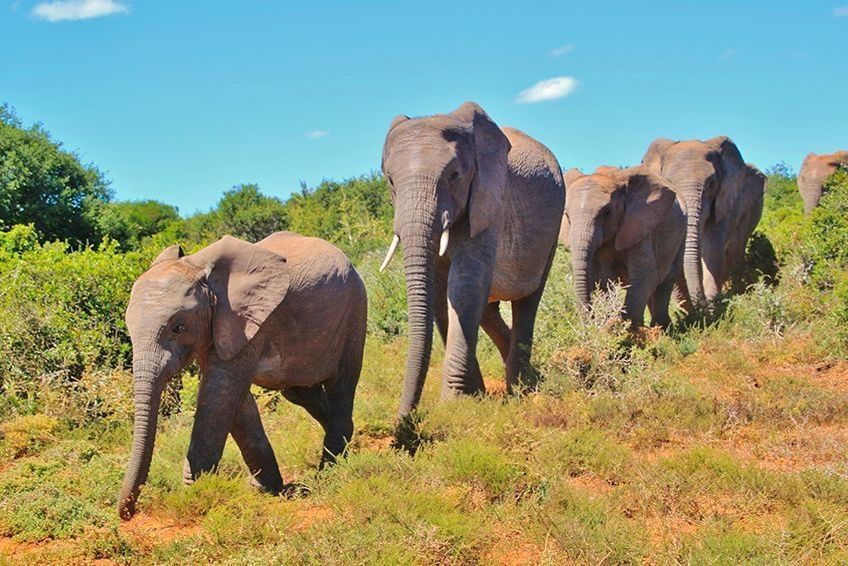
[[798, 151, 848, 214], [642, 137, 747, 306], [560, 166, 686, 327], [723, 164, 766, 279], [381, 101, 564, 417], [117, 232, 366, 520]]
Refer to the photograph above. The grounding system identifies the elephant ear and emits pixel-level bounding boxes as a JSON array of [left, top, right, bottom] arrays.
[[451, 101, 511, 238], [563, 167, 584, 189], [381, 114, 410, 173], [150, 244, 184, 268], [615, 171, 677, 251], [187, 236, 290, 361], [710, 136, 746, 223], [641, 138, 674, 172]]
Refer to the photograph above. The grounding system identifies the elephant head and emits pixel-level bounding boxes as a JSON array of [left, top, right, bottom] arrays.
[[118, 236, 289, 519], [798, 151, 848, 213], [379, 101, 510, 417], [642, 136, 745, 305], [564, 166, 678, 311]]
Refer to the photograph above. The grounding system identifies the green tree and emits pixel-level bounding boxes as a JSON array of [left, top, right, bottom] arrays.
[[98, 199, 181, 250], [285, 173, 393, 261], [0, 104, 112, 245], [186, 183, 287, 242]]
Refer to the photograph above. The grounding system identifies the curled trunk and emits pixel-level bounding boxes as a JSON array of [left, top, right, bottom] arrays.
[[117, 354, 165, 520]]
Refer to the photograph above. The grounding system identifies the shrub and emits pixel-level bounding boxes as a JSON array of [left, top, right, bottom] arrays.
[[0, 236, 150, 417], [0, 414, 59, 458], [804, 167, 848, 286]]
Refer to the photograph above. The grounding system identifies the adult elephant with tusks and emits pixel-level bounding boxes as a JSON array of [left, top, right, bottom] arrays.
[[379, 101, 564, 419]]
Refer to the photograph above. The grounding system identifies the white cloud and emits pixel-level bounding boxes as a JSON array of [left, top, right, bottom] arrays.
[[32, 0, 128, 22], [550, 44, 575, 57], [305, 130, 329, 140], [515, 76, 579, 104], [717, 49, 736, 61], [834, 6, 848, 17]]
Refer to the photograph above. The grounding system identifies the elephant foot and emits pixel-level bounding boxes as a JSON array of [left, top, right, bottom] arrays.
[[248, 473, 285, 495], [182, 456, 218, 485]]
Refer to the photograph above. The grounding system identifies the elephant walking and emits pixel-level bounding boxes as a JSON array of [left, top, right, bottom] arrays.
[[380, 101, 564, 417], [798, 151, 848, 213], [641, 137, 748, 306], [561, 166, 686, 327], [118, 232, 367, 519]]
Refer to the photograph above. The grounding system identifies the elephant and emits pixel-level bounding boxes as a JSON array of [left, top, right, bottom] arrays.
[[560, 165, 686, 327], [722, 164, 766, 281], [379, 101, 564, 417], [117, 232, 367, 520], [798, 151, 848, 213], [641, 136, 747, 306]]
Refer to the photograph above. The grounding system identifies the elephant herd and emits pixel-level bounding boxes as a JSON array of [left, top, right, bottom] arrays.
[[117, 101, 845, 520]]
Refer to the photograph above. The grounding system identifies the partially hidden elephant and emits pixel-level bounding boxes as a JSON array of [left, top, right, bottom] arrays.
[[798, 151, 848, 213], [641, 136, 747, 306], [560, 165, 686, 327], [723, 164, 766, 280], [379, 101, 564, 417], [117, 232, 367, 519]]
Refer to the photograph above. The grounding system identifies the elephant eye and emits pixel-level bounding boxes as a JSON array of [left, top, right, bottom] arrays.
[[449, 171, 460, 183], [172, 323, 186, 335]]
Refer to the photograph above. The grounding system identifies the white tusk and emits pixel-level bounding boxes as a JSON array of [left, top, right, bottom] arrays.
[[379, 234, 400, 272], [438, 228, 450, 257]]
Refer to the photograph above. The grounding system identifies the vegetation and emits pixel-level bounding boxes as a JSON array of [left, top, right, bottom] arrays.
[[0, 105, 111, 246], [1, 114, 847, 563]]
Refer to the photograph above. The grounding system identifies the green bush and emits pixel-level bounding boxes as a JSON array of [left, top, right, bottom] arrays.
[[804, 167, 848, 286], [0, 235, 151, 417]]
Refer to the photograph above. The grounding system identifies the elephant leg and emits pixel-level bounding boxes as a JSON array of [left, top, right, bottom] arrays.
[[506, 287, 544, 394], [480, 302, 511, 367], [701, 228, 726, 302], [437, 265, 486, 386], [441, 247, 494, 399], [282, 384, 329, 430], [320, 343, 362, 468], [625, 244, 659, 326], [184, 365, 250, 484], [649, 275, 676, 329], [230, 392, 284, 494]]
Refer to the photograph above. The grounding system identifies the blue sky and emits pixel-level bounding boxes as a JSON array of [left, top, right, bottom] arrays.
[[2, 1, 846, 214]]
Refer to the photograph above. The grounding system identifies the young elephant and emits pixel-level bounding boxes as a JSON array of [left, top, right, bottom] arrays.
[[798, 151, 848, 213], [117, 232, 366, 520], [561, 166, 686, 327]]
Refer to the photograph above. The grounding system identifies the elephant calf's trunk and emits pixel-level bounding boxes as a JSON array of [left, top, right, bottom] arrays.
[[118, 366, 164, 520]]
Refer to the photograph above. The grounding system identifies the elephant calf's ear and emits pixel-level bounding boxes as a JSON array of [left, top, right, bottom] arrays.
[[150, 245, 184, 268], [615, 173, 677, 251], [187, 236, 290, 361]]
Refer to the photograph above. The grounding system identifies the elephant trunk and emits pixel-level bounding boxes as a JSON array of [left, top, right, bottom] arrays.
[[117, 352, 166, 520], [680, 182, 706, 307], [395, 176, 439, 418], [798, 176, 820, 215], [570, 224, 597, 313]]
